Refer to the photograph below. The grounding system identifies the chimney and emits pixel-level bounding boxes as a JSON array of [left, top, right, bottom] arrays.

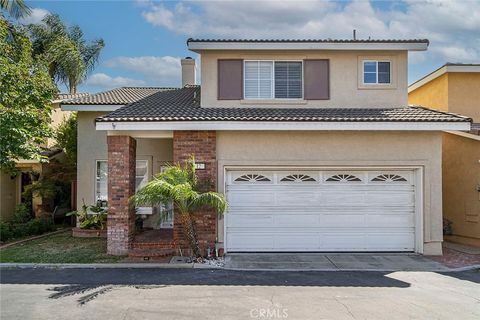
[[181, 57, 196, 87]]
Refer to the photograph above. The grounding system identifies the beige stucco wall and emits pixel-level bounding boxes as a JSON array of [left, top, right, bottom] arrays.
[[216, 130, 443, 255], [0, 171, 18, 221], [408, 72, 480, 122], [200, 50, 408, 108], [77, 112, 173, 210], [443, 132, 480, 246], [408, 73, 449, 112], [47, 102, 74, 147], [448, 73, 480, 122]]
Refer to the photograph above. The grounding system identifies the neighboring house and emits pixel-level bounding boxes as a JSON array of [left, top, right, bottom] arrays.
[[62, 39, 471, 257], [409, 63, 480, 247], [0, 93, 87, 221]]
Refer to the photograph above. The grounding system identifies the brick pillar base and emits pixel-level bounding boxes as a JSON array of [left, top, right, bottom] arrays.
[[173, 131, 217, 256], [107, 136, 136, 255]]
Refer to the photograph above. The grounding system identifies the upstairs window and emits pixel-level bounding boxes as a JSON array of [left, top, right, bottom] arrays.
[[363, 61, 391, 84], [244, 60, 303, 99]]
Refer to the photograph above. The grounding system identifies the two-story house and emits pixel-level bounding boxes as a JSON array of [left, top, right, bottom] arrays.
[[62, 39, 471, 257]]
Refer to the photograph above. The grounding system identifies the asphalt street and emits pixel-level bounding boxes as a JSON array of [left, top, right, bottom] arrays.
[[1, 268, 479, 320]]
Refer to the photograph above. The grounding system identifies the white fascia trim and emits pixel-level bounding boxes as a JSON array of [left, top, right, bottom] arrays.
[[188, 42, 428, 52], [408, 65, 480, 93], [96, 121, 470, 131], [60, 104, 124, 112]]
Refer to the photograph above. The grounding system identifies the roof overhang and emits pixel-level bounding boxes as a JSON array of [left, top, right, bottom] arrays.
[[61, 104, 124, 112], [409, 64, 480, 92], [96, 121, 470, 131], [188, 41, 428, 52]]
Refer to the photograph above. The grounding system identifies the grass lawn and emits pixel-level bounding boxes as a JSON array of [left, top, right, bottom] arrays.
[[0, 232, 122, 263]]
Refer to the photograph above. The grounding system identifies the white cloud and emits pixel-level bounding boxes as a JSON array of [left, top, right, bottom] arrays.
[[104, 56, 182, 85], [140, 0, 480, 64], [18, 8, 49, 25], [85, 73, 146, 89]]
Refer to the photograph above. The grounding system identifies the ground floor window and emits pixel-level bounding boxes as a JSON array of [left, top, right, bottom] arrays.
[[95, 159, 150, 208], [95, 160, 108, 207]]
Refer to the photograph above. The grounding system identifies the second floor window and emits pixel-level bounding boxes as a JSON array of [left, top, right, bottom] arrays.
[[244, 60, 303, 99], [363, 60, 391, 84]]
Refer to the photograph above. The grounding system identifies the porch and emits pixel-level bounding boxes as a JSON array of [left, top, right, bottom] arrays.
[[104, 131, 217, 257]]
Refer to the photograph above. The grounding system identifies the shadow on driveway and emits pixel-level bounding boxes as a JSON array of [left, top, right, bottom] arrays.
[[1, 268, 410, 287], [439, 269, 480, 284]]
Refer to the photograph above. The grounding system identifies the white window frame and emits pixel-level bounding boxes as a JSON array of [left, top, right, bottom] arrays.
[[94, 159, 151, 211], [243, 60, 304, 100], [362, 60, 391, 85], [95, 160, 108, 208]]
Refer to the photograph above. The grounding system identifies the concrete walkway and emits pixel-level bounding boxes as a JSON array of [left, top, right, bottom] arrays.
[[224, 253, 452, 271]]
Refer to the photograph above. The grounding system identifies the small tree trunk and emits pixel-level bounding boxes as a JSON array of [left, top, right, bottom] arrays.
[[178, 212, 201, 257]]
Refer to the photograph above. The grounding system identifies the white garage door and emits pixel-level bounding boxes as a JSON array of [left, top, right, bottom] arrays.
[[225, 169, 416, 252]]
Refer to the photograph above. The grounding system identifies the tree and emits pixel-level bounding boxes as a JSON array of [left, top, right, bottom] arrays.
[[0, 0, 31, 19], [55, 113, 77, 167], [28, 14, 104, 94], [0, 18, 57, 174], [131, 157, 228, 258]]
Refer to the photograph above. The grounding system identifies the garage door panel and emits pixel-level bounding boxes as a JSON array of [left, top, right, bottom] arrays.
[[366, 233, 415, 250], [275, 191, 322, 206], [319, 191, 367, 205], [321, 214, 366, 227], [227, 192, 276, 206], [226, 169, 417, 252], [366, 214, 414, 227], [273, 214, 320, 226], [322, 234, 367, 249], [365, 192, 415, 205], [274, 234, 321, 250], [227, 214, 273, 228]]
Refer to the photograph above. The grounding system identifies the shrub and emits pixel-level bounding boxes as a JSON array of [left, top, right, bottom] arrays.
[[0, 217, 55, 242], [13, 203, 31, 223], [0, 222, 14, 242]]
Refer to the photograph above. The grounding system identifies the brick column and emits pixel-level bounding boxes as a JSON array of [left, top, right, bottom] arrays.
[[173, 131, 217, 255], [107, 135, 136, 255]]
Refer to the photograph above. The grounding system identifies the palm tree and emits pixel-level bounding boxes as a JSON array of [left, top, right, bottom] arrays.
[[131, 157, 228, 258], [28, 14, 104, 94], [1, 0, 31, 19]]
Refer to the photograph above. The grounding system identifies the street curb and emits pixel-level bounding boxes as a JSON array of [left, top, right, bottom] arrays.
[[222, 265, 480, 272], [0, 263, 477, 272], [0, 263, 195, 269]]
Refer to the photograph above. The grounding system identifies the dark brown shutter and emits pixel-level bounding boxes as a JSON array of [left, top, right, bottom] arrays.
[[218, 59, 243, 100], [304, 59, 329, 100]]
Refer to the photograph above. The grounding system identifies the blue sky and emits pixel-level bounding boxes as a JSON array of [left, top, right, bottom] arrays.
[[19, 0, 480, 93]]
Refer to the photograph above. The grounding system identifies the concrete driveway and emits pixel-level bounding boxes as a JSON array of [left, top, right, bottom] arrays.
[[224, 253, 450, 271], [1, 267, 479, 320]]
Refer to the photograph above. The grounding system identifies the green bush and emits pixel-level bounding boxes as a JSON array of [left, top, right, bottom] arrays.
[[13, 203, 31, 223], [0, 218, 55, 242], [0, 222, 14, 242]]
